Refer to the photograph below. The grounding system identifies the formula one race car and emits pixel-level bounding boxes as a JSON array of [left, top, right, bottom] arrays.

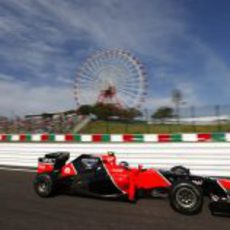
[[34, 152, 230, 216]]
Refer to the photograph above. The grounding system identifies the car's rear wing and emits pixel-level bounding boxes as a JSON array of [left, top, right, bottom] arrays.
[[38, 152, 70, 174]]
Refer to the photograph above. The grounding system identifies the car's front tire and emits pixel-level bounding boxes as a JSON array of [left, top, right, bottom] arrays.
[[169, 181, 203, 215], [34, 174, 54, 198]]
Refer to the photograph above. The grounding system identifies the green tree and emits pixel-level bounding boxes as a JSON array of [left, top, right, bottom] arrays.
[[78, 103, 142, 120], [77, 105, 93, 115], [120, 108, 142, 120], [92, 103, 117, 120], [152, 107, 174, 121]]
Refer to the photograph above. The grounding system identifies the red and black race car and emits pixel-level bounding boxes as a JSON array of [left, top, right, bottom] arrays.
[[34, 152, 230, 216]]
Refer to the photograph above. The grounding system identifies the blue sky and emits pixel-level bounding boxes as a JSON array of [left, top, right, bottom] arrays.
[[0, 0, 230, 116]]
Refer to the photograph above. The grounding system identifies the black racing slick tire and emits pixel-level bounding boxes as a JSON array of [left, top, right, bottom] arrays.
[[34, 174, 55, 198], [169, 181, 203, 215]]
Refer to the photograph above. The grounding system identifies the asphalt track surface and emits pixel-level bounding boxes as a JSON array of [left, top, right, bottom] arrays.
[[0, 170, 230, 230]]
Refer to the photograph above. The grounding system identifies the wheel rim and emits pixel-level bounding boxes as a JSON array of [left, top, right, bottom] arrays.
[[175, 187, 197, 209], [37, 181, 48, 194]]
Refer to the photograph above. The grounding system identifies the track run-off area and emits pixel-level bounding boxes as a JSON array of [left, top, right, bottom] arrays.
[[0, 169, 230, 230]]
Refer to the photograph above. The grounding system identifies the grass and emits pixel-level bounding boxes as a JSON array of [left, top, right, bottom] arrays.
[[80, 120, 230, 133]]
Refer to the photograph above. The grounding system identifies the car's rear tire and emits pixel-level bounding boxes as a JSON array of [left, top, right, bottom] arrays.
[[34, 174, 54, 198], [169, 181, 203, 215]]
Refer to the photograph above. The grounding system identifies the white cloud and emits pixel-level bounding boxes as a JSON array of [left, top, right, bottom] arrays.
[[144, 97, 172, 109], [0, 0, 187, 67], [0, 0, 229, 115], [0, 73, 15, 81], [56, 75, 74, 85], [144, 80, 202, 111], [174, 82, 202, 106], [31, 0, 187, 61], [0, 77, 75, 116]]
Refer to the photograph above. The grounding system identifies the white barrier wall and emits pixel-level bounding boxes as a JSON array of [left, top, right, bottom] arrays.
[[0, 142, 230, 177]]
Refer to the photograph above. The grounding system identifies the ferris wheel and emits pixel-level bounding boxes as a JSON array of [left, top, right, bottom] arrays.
[[74, 49, 147, 109]]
